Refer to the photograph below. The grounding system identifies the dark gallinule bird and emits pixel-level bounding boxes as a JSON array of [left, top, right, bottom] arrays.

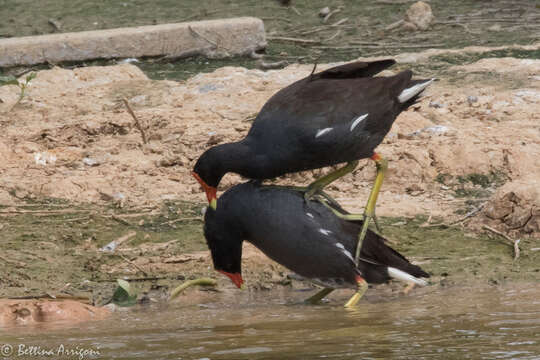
[[193, 59, 433, 256], [203, 182, 429, 307]]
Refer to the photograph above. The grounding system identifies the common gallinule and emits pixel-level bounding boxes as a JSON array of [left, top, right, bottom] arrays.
[[193, 59, 433, 255], [203, 182, 429, 307]]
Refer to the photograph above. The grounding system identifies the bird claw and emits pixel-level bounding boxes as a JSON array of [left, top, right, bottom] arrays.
[[372, 213, 382, 234]]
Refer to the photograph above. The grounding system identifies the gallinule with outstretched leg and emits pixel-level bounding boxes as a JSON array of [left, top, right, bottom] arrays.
[[203, 182, 429, 307], [193, 59, 433, 255]]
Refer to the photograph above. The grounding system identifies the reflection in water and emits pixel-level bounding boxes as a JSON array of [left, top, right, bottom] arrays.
[[2, 284, 539, 359]]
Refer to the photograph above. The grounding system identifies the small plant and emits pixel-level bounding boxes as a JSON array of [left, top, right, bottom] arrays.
[[0, 72, 36, 111], [111, 279, 138, 307]]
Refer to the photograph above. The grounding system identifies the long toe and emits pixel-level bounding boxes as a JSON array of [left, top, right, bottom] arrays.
[[373, 213, 383, 233]]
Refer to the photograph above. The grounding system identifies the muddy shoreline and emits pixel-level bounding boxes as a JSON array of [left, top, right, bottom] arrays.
[[1, 42, 539, 326]]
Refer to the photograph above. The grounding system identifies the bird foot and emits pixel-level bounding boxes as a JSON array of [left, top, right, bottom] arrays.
[[344, 278, 368, 307], [402, 282, 416, 295], [304, 288, 334, 304]]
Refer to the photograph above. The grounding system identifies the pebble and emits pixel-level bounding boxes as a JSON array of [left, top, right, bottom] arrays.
[[467, 95, 478, 104], [319, 7, 330, 17], [405, 1, 434, 31], [429, 100, 444, 108], [83, 157, 100, 166]]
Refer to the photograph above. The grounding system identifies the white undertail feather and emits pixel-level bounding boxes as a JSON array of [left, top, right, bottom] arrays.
[[387, 267, 427, 286], [397, 79, 434, 103]]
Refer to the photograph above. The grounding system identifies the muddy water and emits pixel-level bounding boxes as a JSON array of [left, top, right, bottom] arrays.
[[2, 284, 539, 359]]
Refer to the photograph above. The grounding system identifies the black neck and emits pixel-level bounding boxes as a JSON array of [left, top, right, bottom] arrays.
[[211, 140, 257, 181]]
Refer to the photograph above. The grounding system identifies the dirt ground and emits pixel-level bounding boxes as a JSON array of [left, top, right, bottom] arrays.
[[1, 43, 539, 325]]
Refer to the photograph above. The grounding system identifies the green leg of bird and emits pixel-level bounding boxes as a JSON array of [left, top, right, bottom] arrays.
[[344, 277, 368, 308], [354, 154, 388, 262], [304, 160, 359, 200], [264, 186, 345, 214], [322, 205, 382, 233], [304, 287, 334, 304]]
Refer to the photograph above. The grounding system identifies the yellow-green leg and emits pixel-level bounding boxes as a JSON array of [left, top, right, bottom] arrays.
[[344, 277, 368, 308], [264, 186, 346, 216], [304, 161, 359, 200], [354, 153, 388, 262], [304, 287, 334, 304]]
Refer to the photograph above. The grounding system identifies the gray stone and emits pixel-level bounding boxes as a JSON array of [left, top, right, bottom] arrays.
[[405, 1, 434, 31], [0, 17, 266, 67]]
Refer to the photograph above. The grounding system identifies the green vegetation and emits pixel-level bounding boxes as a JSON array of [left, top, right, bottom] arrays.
[[0, 72, 36, 110], [434, 171, 507, 199]]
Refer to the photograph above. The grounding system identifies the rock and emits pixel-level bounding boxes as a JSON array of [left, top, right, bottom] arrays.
[[0, 18, 267, 67], [484, 192, 514, 220], [467, 95, 478, 105], [482, 176, 540, 235], [0, 299, 110, 327], [319, 7, 330, 17], [429, 100, 444, 108], [405, 1, 434, 31], [83, 157, 101, 166], [402, 21, 418, 32]]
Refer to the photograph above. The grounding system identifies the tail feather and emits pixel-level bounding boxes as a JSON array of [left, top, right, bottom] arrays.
[[398, 79, 434, 103], [388, 267, 428, 286], [344, 221, 430, 284], [317, 59, 396, 80]]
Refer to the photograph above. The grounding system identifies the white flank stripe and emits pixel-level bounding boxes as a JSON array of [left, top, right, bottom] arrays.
[[397, 79, 434, 103], [319, 229, 332, 236], [350, 113, 368, 131], [306, 212, 314, 218], [387, 267, 427, 286], [315, 127, 333, 138], [335, 243, 345, 249], [341, 249, 355, 263]]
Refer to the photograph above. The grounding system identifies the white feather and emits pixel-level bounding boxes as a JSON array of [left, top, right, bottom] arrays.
[[315, 127, 333, 138], [397, 79, 434, 103], [319, 229, 332, 236], [306, 212, 314, 218], [341, 249, 355, 263], [350, 113, 368, 131], [387, 267, 427, 286]]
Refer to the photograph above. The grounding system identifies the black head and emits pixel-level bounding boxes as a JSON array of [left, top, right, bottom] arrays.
[[193, 142, 254, 209], [193, 147, 226, 189], [203, 207, 244, 288]]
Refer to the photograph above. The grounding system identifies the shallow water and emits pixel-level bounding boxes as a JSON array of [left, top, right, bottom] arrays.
[[2, 284, 539, 359]]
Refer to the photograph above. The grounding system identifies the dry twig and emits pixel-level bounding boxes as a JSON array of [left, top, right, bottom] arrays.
[[325, 30, 341, 42], [290, 6, 301, 16], [122, 98, 147, 144], [111, 214, 132, 226], [331, 18, 349, 27], [482, 225, 520, 260], [323, 9, 341, 24], [257, 60, 289, 70], [267, 36, 320, 44], [385, 19, 405, 31], [119, 254, 149, 276], [449, 204, 485, 225]]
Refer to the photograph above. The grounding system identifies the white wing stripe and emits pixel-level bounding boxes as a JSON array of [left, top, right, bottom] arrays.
[[350, 113, 368, 131], [315, 127, 333, 138]]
